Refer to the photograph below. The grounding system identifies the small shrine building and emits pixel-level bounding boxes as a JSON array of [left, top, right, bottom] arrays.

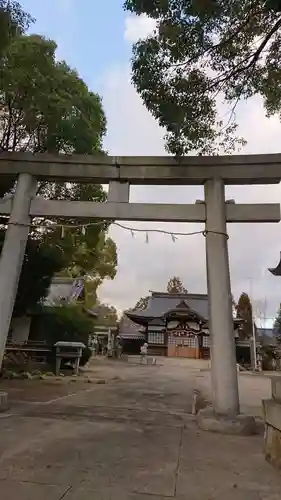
[[124, 291, 242, 359]]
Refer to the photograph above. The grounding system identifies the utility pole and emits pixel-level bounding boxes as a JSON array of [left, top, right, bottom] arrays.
[[247, 277, 257, 371]]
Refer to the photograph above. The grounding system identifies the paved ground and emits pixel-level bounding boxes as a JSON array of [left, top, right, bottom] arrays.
[[0, 357, 281, 499]]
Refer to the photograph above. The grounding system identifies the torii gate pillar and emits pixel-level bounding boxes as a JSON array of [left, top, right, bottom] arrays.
[[204, 178, 239, 415], [0, 173, 36, 364]]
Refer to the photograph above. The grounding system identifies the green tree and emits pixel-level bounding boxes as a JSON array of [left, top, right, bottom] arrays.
[[31, 304, 94, 366], [0, 34, 117, 286], [0, 230, 65, 317], [83, 280, 118, 327], [0, 1, 32, 58], [41, 191, 117, 282], [236, 292, 254, 340], [94, 301, 118, 327], [167, 276, 188, 294], [0, 34, 106, 186], [273, 303, 281, 342], [124, 0, 281, 155]]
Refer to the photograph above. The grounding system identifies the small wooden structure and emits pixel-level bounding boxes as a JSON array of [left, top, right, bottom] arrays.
[[54, 341, 85, 375]]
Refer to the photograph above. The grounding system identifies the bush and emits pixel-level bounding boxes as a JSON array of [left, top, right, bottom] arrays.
[[31, 305, 93, 344], [30, 305, 94, 367]]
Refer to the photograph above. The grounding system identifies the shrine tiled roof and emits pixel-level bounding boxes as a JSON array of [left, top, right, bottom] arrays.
[[269, 251, 281, 276], [125, 292, 209, 325], [163, 299, 207, 323], [118, 313, 146, 340]]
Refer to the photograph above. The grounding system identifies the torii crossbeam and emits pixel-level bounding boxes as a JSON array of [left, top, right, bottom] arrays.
[[0, 152, 280, 423]]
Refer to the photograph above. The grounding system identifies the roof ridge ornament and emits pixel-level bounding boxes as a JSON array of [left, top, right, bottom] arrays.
[[175, 299, 190, 309], [269, 251, 281, 276]]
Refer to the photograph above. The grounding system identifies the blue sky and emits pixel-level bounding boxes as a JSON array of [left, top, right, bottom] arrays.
[[20, 0, 130, 91]]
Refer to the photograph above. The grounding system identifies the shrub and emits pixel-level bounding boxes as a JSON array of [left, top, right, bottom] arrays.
[[30, 305, 94, 367]]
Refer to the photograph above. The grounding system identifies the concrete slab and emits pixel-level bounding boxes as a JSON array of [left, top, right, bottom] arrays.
[[0, 480, 69, 500], [259, 495, 281, 500], [0, 416, 179, 496], [177, 424, 281, 498], [177, 490, 259, 500], [1, 358, 281, 499]]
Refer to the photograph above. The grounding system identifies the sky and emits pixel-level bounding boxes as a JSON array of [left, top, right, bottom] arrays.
[[20, 0, 281, 325]]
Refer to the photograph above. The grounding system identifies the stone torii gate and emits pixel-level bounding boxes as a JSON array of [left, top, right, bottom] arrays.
[[0, 152, 280, 427]]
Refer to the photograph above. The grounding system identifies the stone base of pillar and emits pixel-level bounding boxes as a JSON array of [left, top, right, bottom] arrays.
[[264, 414, 281, 470], [0, 392, 9, 412], [197, 407, 256, 435], [263, 378, 281, 470]]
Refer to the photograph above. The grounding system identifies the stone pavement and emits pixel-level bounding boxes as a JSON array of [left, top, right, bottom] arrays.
[[0, 357, 281, 499]]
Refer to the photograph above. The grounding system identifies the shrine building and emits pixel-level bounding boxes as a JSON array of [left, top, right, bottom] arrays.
[[123, 291, 242, 359]]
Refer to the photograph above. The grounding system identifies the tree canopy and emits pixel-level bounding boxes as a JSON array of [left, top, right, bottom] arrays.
[[0, 34, 106, 191], [0, 25, 117, 313], [0, 0, 32, 58], [40, 182, 117, 282], [94, 301, 119, 327], [167, 276, 188, 294], [273, 303, 281, 341], [124, 0, 281, 154], [235, 292, 253, 339]]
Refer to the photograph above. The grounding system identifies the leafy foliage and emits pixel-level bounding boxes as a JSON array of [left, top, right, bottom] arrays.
[[0, 32, 117, 289], [273, 303, 281, 341], [93, 301, 118, 327], [40, 183, 117, 281], [167, 276, 188, 294], [235, 292, 253, 340], [31, 305, 93, 366], [84, 280, 118, 326], [0, 229, 65, 317], [0, 34, 107, 195], [0, 0, 32, 58], [32, 305, 93, 345], [0, 34, 106, 155], [124, 0, 281, 154]]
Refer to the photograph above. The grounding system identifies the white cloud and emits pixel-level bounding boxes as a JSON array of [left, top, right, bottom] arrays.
[[98, 63, 281, 326], [95, 15, 281, 324], [124, 14, 157, 43]]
